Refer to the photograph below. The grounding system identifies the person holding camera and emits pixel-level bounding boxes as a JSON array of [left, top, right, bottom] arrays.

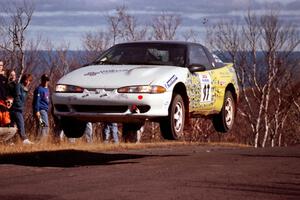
[[33, 74, 50, 143]]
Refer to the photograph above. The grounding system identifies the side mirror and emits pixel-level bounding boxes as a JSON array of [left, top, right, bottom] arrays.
[[189, 64, 206, 73]]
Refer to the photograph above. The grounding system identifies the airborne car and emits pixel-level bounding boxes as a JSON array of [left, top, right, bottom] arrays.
[[52, 41, 239, 140]]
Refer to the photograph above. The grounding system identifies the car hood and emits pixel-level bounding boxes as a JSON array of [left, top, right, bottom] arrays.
[[57, 65, 183, 88]]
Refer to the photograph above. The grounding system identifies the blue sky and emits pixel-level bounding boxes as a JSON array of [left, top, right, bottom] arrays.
[[1, 0, 299, 49]]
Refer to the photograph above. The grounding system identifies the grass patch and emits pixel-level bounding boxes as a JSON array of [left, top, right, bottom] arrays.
[[0, 140, 249, 155]]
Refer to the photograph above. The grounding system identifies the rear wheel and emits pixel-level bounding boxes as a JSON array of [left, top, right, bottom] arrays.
[[212, 91, 235, 133], [60, 117, 87, 138], [160, 94, 185, 140]]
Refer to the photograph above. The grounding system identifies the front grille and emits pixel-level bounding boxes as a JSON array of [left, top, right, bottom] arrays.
[[72, 105, 128, 113], [55, 104, 151, 114], [55, 104, 69, 112]]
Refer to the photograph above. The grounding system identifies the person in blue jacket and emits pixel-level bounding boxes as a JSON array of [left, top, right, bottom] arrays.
[[33, 74, 50, 143], [10, 73, 33, 144]]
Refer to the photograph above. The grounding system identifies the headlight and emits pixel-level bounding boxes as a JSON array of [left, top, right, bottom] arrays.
[[55, 84, 84, 93], [117, 85, 166, 93]]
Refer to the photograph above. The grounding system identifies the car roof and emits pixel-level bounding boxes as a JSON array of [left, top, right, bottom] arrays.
[[116, 40, 204, 47]]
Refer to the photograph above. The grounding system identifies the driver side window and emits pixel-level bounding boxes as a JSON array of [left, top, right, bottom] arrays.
[[189, 45, 211, 69]]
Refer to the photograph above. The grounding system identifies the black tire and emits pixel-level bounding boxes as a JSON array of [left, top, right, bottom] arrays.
[[160, 94, 185, 140], [122, 123, 144, 143], [212, 91, 235, 133], [60, 117, 87, 138]]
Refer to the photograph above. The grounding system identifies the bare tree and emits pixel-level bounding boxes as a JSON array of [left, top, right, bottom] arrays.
[[150, 11, 182, 40], [182, 29, 200, 43], [206, 19, 241, 64], [82, 30, 111, 63], [106, 6, 124, 45], [260, 10, 300, 147], [105, 6, 147, 44], [41, 40, 80, 83], [270, 81, 300, 147], [117, 8, 147, 41], [82, 5, 150, 63], [207, 8, 300, 147], [0, 0, 34, 81]]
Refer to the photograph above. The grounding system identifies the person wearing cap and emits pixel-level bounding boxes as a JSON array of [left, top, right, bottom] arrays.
[[33, 74, 50, 143]]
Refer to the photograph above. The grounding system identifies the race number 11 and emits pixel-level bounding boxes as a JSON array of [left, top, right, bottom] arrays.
[[200, 74, 212, 102]]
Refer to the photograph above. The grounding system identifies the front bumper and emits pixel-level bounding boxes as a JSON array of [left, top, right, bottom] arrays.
[[52, 90, 172, 122]]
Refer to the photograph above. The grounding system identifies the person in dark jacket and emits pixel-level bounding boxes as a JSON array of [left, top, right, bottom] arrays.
[[0, 61, 7, 101], [10, 73, 33, 144], [33, 74, 50, 142], [6, 69, 17, 98]]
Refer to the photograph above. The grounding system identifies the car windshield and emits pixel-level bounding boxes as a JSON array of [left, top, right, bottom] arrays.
[[95, 43, 187, 67]]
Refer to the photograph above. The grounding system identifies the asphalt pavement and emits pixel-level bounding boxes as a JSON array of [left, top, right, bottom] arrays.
[[0, 144, 299, 200]]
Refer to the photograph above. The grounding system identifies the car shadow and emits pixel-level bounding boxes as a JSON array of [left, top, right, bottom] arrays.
[[0, 149, 153, 168]]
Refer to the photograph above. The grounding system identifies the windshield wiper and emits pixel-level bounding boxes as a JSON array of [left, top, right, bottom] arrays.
[[123, 62, 152, 65], [98, 60, 119, 65]]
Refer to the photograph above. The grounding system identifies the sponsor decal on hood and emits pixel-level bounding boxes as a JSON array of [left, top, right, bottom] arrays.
[[84, 69, 129, 76]]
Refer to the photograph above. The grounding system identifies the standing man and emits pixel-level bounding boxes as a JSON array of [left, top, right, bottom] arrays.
[[103, 123, 119, 144], [33, 74, 50, 143], [10, 73, 33, 144], [84, 122, 93, 143]]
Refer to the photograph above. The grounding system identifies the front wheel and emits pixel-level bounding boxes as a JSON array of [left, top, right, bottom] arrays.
[[212, 91, 236, 133], [60, 117, 87, 138], [160, 94, 185, 140]]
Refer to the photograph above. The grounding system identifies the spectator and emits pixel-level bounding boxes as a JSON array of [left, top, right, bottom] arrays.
[[103, 123, 119, 144], [84, 122, 93, 143], [10, 73, 33, 144], [130, 105, 143, 143], [0, 61, 7, 100], [0, 96, 14, 127], [33, 74, 50, 143], [6, 69, 17, 98]]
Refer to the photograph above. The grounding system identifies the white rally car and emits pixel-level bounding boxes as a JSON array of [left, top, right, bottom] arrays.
[[52, 41, 239, 140]]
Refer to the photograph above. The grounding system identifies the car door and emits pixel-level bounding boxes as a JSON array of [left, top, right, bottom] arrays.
[[186, 44, 216, 115]]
